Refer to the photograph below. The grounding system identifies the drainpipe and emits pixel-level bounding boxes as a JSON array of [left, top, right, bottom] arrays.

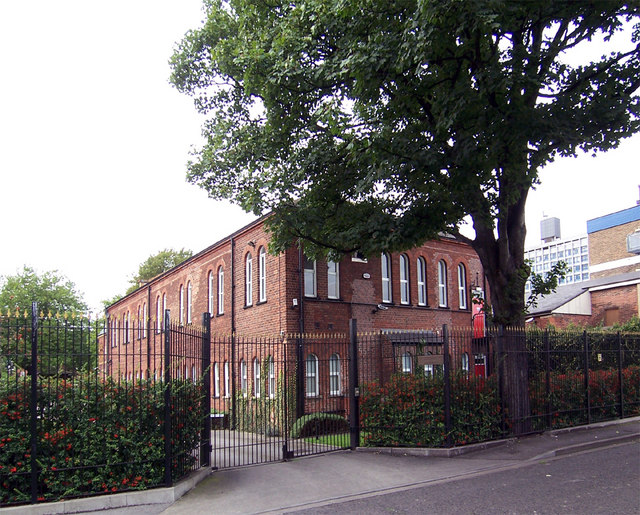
[[296, 244, 305, 419], [230, 236, 236, 429], [147, 285, 152, 377]]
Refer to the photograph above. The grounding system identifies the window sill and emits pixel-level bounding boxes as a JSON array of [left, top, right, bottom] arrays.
[[256, 300, 267, 306]]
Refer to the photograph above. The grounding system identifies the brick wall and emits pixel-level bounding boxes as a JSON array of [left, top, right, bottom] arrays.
[[589, 219, 640, 278]]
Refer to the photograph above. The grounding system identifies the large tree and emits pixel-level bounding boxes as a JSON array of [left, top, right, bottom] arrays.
[[0, 267, 90, 375], [170, 0, 639, 325], [126, 248, 193, 295]]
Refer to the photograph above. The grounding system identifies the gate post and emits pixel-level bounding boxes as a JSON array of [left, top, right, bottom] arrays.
[[348, 319, 360, 450], [163, 310, 172, 487], [583, 331, 591, 425], [617, 331, 624, 418], [30, 302, 39, 504], [201, 312, 212, 467], [442, 324, 452, 448]]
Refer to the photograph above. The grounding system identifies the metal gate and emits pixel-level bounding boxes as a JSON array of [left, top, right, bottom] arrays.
[[209, 332, 354, 468]]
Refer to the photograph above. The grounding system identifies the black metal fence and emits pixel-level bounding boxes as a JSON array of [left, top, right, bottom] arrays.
[[3, 306, 639, 505], [355, 324, 640, 448], [0, 305, 210, 508]]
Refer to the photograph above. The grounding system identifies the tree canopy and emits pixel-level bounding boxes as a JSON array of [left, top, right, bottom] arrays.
[[126, 248, 193, 295], [0, 266, 87, 316], [170, 0, 639, 324]]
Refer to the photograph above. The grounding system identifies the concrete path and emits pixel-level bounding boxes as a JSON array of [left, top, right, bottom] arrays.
[[5, 418, 638, 515], [163, 418, 639, 515]]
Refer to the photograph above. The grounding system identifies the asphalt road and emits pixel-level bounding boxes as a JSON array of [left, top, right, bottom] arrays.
[[292, 442, 640, 515]]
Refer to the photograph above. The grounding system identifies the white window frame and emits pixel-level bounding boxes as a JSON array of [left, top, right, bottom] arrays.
[[438, 260, 448, 307], [259, 247, 267, 302], [252, 358, 260, 397], [399, 254, 410, 305], [329, 353, 341, 395], [224, 362, 230, 397], [268, 357, 275, 398], [245, 254, 253, 306], [162, 293, 166, 327], [137, 305, 141, 339], [381, 252, 392, 303], [218, 266, 224, 315], [461, 353, 469, 375], [187, 281, 192, 324], [457, 263, 468, 309], [179, 284, 185, 324], [213, 362, 220, 397], [240, 359, 247, 397], [417, 257, 427, 306], [208, 271, 214, 314], [401, 352, 412, 373], [305, 354, 319, 397], [142, 302, 147, 338], [303, 256, 317, 297], [327, 261, 339, 299], [156, 295, 161, 333]]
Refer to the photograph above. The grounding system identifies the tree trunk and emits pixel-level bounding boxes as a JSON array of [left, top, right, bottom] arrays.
[[470, 182, 532, 434]]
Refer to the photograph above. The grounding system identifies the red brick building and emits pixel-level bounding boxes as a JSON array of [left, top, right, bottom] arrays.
[[103, 216, 487, 416], [106, 215, 485, 338]]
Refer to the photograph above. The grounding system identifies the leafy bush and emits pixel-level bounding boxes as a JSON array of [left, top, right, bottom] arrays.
[[360, 373, 502, 448], [0, 376, 203, 506], [290, 412, 349, 438]]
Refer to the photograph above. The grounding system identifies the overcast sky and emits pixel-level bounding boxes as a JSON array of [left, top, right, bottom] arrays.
[[0, 1, 638, 314]]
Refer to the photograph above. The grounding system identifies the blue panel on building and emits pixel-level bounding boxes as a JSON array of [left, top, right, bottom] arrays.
[[587, 205, 640, 234]]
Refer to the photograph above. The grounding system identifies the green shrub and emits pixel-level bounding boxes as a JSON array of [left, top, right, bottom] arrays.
[[0, 375, 203, 505], [291, 413, 349, 438], [360, 372, 501, 448]]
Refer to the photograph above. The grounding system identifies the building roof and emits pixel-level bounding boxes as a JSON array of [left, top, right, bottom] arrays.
[[528, 270, 640, 316], [587, 205, 640, 234]]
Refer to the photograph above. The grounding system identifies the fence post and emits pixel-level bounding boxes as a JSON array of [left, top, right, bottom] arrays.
[[201, 312, 212, 467], [442, 324, 452, 448], [30, 302, 39, 504], [496, 325, 506, 435], [348, 319, 360, 450], [617, 331, 624, 419], [583, 331, 591, 425], [163, 310, 172, 487], [544, 329, 552, 430]]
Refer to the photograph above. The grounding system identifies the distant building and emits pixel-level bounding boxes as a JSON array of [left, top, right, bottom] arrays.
[[525, 217, 590, 294], [587, 204, 640, 279], [527, 199, 640, 328]]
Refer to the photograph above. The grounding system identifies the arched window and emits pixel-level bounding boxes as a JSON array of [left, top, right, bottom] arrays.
[[137, 305, 141, 339], [327, 261, 340, 299], [457, 263, 468, 309], [305, 354, 319, 397], [240, 359, 247, 397], [245, 254, 253, 306], [417, 257, 427, 306], [303, 255, 316, 297], [437, 260, 448, 307], [223, 362, 229, 397], [399, 254, 410, 304], [179, 284, 185, 324], [259, 246, 267, 302], [253, 358, 261, 397], [329, 354, 341, 395], [267, 356, 275, 398], [461, 353, 469, 375], [381, 252, 392, 303], [401, 352, 412, 373], [142, 302, 147, 338], [187, 281, 193, 324], [208, 271, 214, 314], [162, 293, 166, 327], [125, 311, 130, 344], [156, 295, 161, 333], [218, 266, 224, 315], [213, 362, 220, 397]]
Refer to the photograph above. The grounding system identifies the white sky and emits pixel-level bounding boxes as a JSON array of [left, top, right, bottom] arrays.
[[0, 2, 638, 314]]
